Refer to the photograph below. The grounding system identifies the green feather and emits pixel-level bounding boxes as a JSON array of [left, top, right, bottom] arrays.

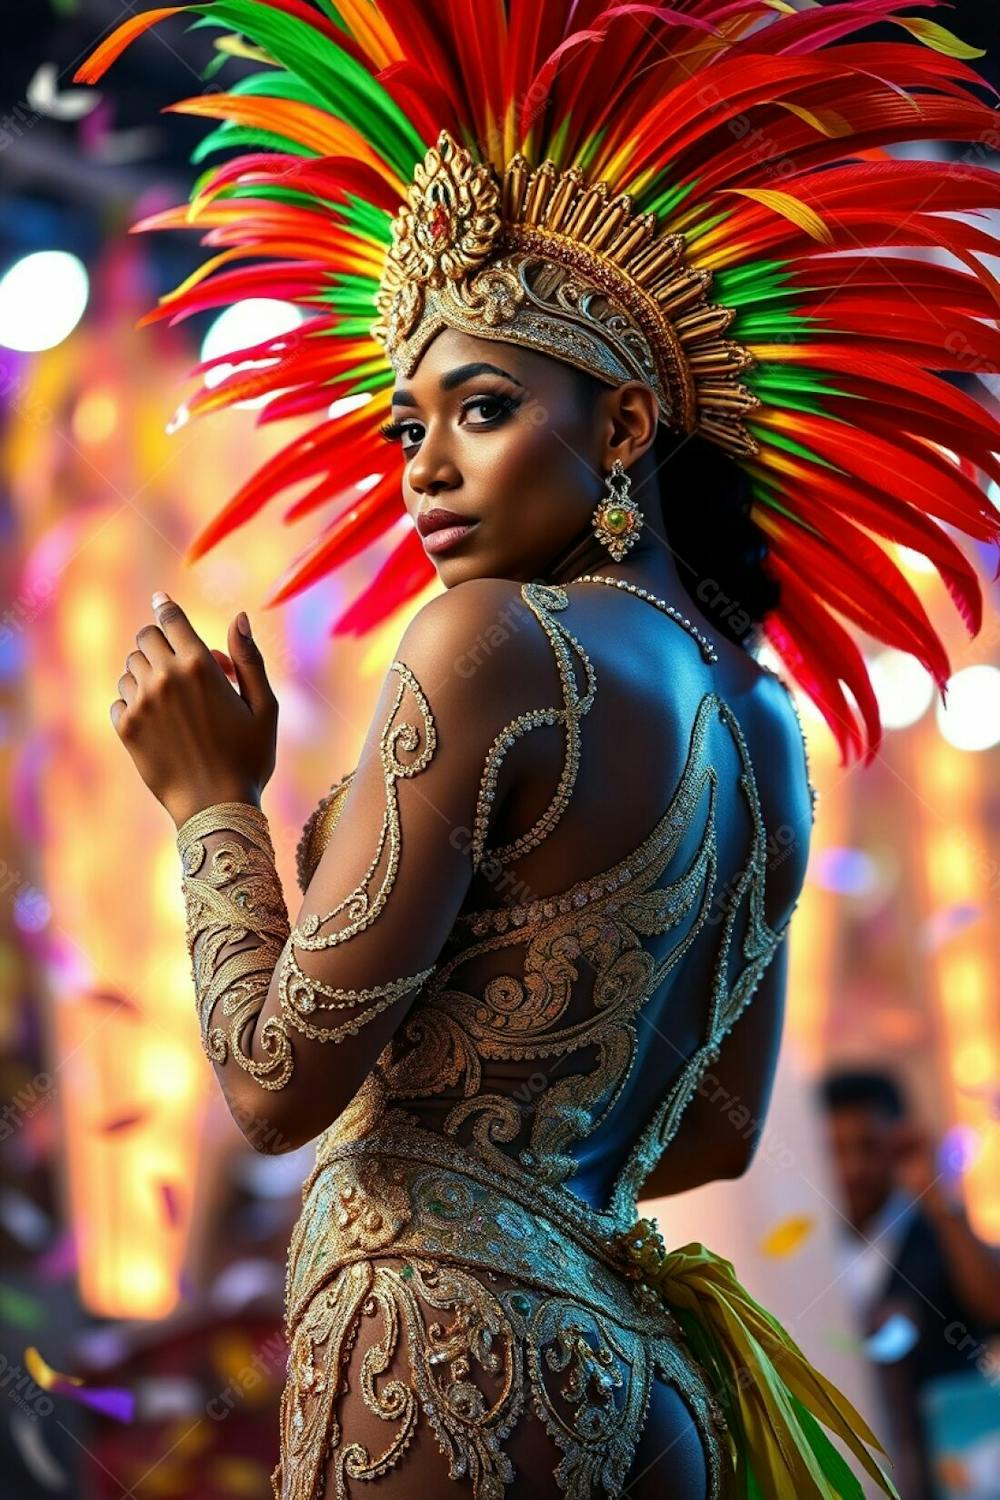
[[749, 423, 841, 471], [186, 2, 424, 177], [751, 485, 803, 525], [714, 260, 796, 304], [788, 1393, 870, 1500], [749, 366, 853, 401], [640, 176, 699, 219], [730, 307, 815, 338], [192, 124, 314, 162], [227, 66, 329, 109], [339, 196, 392, 245]]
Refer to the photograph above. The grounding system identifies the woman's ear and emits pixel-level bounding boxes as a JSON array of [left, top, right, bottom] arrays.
[[601, 381, 659, 470]]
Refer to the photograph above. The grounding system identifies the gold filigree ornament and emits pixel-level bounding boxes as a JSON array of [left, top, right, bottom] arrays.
[[371, 130, 762, 459]]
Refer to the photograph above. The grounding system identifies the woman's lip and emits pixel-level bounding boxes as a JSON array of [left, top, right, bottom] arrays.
[[421, 521, 479, 555]]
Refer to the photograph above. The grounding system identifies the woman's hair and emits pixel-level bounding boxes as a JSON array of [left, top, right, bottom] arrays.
[[567, 364, 780, 652], [652, 423, 781, 653]]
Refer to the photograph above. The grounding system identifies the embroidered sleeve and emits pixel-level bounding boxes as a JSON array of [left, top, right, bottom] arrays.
[[173, 579, 552, 1145]]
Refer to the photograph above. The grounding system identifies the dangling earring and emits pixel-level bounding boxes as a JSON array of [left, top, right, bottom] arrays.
[[591, 458, 644, 561]]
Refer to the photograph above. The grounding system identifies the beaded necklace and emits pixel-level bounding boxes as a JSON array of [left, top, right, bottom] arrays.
[[568, 573, 719, 664], [569, 572, 818, 816]]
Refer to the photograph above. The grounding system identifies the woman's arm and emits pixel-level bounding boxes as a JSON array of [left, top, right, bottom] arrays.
[[638, 931, 788, 1200], [174, 577, 547, 1152]]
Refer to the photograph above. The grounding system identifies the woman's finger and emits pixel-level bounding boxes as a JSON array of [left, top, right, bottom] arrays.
[[150, 591, 210, 662], [135, 621, 173, 667], [117, 671, 137, 706], [211, 647, 237, 680], [125, 648, 151, 683]]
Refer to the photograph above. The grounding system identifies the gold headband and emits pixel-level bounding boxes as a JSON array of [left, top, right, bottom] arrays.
[[371, 130, 760, 458]]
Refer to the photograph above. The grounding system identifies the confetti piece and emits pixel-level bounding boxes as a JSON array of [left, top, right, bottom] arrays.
[[864, 1312, 919, 1363], [0, 1185, 53, 1248], [0, 1283, 47, 1328], [85, 988, 142, 1018], [759, 1214, 815, 1258], [95, 1109, 148, 1134], [134, 1375, 203, 1422], [25, 1346, 136, 1422], [9, 1408, 69, 1491], [938, 1124, 981, 1180], [210, 1257, 283, 1311], [920, 902, 982, 953], [158, 1181, 182, 1228], [25, 1346, 84, 1389], [36, 1229, 78, 1282]]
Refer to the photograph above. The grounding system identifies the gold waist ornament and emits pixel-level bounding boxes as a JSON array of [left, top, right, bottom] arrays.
[[283, 1130, 900, 1500]]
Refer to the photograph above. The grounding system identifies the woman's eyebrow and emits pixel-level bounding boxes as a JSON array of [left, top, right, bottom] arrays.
[[391, 362, 525, 407]]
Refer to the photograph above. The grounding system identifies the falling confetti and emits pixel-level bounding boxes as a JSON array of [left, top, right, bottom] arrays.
[[919, 902, 983, 954], [938, 1125, 982, 1181], [9, 1408, 68, 1491], [863, 1313, 920, 1364], [85, 988, 143, 1018], [0, 1283, 47, 1328], [94, 1109, 149, 1134], [24, 1345, 136, 1422], [158, 1181, 182, 1228], [759, 1214, 816, 1258], [26, 62, 100, 121]]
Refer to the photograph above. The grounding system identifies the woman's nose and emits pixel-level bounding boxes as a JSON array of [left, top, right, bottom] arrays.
[[408, 446, 460, 497]]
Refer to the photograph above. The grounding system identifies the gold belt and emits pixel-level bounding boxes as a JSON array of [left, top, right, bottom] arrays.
[[284, 1128, 678, 1342]]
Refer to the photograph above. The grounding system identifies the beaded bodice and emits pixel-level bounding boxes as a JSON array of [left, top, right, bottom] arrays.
[[295, 580, 814, 1238]]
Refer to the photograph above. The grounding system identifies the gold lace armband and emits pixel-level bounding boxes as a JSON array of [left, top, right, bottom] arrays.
[[176, 801, 433, 1091], [176, 801, 296, 1090]]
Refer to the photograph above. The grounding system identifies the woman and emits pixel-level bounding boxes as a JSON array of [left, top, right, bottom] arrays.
[[78, 2, 1000, 1495]]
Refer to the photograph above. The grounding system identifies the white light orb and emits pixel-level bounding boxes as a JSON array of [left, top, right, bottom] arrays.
[[199, 298, 302, 409], [935, 664, 1000, 751], [868, 649, 935, 730], [0, 250, 89, 351]]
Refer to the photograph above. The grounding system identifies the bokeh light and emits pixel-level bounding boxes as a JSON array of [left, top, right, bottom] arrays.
[[0, 251, 89, 352]]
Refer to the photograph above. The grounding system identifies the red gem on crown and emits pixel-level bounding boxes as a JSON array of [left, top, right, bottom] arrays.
[[428, 205, 451, 240]]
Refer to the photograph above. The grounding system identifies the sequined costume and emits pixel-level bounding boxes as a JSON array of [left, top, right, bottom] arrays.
[[80, 1, 1000, 1494], [174, 576, 896, 1498]]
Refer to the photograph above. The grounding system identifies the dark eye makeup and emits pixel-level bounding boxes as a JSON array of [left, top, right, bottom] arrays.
[[378, 392, 521, 449]]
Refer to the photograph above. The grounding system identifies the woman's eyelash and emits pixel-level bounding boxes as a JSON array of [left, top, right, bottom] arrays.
[[377, 418, 413, 444], [377, 393, 519, 446]]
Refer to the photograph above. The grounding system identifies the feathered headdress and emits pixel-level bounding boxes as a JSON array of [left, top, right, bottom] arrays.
[[77, 0, 1000, 766]]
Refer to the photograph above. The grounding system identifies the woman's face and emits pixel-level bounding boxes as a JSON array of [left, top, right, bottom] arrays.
[[383, 326, 608, 584]]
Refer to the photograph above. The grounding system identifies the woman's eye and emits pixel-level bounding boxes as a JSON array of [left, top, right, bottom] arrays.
[[464, 394, 518, 423]]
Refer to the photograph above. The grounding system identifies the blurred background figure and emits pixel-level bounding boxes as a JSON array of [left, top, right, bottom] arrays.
[[820, 1069, 1000, 1500]]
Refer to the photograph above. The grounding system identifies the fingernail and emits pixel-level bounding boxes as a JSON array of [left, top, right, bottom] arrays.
[[237, 611, 252, 639], [151, 591, 170, 610]]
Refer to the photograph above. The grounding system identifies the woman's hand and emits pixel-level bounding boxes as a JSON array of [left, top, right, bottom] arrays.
[[111, 592, 279, 828]]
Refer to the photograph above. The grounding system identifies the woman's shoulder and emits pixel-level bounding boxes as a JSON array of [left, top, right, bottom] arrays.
[[395, 578, 560, 695]]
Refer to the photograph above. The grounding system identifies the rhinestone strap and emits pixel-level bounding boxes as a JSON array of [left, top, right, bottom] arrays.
[[568, 574, 719, 663]]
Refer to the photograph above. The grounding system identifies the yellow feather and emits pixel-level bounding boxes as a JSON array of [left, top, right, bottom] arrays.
[[718, 187, 835, 245], [894, 18, 986, 60]]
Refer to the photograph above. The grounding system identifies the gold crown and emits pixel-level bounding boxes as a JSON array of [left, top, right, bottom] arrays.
[[371, 130, 760, 457]]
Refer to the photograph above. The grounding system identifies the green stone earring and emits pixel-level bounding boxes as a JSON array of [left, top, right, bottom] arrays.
[[591, 458, 644, 562]]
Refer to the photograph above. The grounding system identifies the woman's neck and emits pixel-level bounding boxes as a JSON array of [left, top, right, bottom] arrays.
[[542, 520, 691, 611]]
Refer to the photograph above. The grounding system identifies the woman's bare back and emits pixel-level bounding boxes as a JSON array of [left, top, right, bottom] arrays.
[[451, 578, 815, 1209]]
